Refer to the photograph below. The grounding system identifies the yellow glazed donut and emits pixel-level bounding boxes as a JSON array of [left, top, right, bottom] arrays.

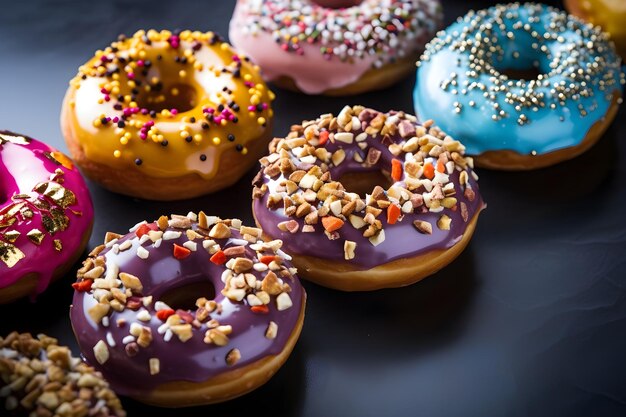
[[565, 0, 626, 59], [61, 30, 275, 201]]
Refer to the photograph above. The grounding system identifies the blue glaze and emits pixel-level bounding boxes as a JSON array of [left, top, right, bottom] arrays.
[[413, 3, 624, 156]]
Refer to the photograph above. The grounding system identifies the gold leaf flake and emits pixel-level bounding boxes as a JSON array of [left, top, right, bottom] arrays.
[[43, 151, 62, 166], [27, 229, 45, 245], [51, 152, 74, 169], [3, 231, 20, 243], [35, 182, 76, 209], [6, 203, 24, 217], [11, 194, 30, 201], [0, 241, 25, 268], [0, 215, 16, 228], [53, 239, 62, 252], [42, 209, 70, 234], [33, 199, 50, 211], [42, 151, 74, 170], [0, 132, 30, 145]]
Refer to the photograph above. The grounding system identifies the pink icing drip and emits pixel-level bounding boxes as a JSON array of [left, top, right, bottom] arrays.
[[0, 134, 94, 298]]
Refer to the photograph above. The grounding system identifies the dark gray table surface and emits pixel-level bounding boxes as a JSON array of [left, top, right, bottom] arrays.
[[1, 1, 625, 416]]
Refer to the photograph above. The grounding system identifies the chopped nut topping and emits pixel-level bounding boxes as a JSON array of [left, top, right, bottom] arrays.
[[137, 326, 153, 348], [119, 272, 143, 292], [104, 232, 123, 244], [73, 214, 300, 381], [276, 292, 293, 311], [149, 358, 160, 375], [437, 214, 452, 230], [208, 222, 231, 239], [88, 303, 110, 324], [205, 329, 229, 346], [232, 257, 254, 273], [413, 220, 433, 234], [252, 106, 482, 261], [93, 340, 109, 365], [0, 332, 125, 416], [344, 240, 356, 260], [261, 271, 283, 295], [265, 321, 278, 339], [225, 348, 241, 366]]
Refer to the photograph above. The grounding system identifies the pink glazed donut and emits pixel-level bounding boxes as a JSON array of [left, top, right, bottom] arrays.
[[229, 0, 442, 95], [0, 131, 94, 303]]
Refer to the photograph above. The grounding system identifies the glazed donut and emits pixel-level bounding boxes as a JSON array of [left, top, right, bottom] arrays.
[[413, 3, 624, 170], [565, 0, 626, 59], [229, 0, 442, 95], [61, 29, 275, 201], [0, 131, 93, 304], [252, 106, 485, 291], [70, 213, 305, 406], [0, 332, 125, 417]]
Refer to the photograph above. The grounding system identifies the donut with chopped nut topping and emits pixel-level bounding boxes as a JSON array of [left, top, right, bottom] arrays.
[[229, 0, 442, 95], [0, 131, 93, 303], [70, 214, 305, 406], [0, 332, 125, 417], [252, 106, 485, 291], [62, 29, 274, 200]]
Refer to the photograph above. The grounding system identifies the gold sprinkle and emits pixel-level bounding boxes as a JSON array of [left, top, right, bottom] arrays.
[[53, 239, 63, 252]]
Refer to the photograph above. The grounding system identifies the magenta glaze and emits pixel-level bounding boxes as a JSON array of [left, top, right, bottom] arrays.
[[253, 122, 485, 269], [0, 131, 94, 296], [70, 224, 304, 398]]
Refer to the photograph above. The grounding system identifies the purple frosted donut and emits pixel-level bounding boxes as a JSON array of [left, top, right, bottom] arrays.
[[0, 131, 94, 303], [252, 106, 485, 291], [70, 214, 305, 406]]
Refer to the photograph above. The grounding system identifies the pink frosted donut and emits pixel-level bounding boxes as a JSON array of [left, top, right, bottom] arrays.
[[229, 0, 442, 95], [0, 131, 94, 303]]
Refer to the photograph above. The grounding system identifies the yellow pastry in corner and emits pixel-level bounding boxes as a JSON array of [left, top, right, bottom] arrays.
[[564, 0, 626, 59]]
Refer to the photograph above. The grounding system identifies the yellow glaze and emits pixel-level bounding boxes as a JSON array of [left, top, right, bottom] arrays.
[[64, 30, 274, 179], [565, 0, 626, 58]]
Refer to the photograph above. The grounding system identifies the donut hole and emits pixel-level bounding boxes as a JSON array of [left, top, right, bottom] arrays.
[[499, 66, 543, 81], [311, 0, 364, 8], [338, 170, 394, 199], [136, 82, 197, 113], [0, 186, 7, 205], [159, 281, 215, 311]]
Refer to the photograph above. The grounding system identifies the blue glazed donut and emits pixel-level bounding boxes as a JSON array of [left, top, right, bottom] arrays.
[[413, 2, 624, 169]]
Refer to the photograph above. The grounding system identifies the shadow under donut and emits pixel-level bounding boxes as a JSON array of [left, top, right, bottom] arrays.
[[299, 247, 479, 363], [120, 341, 307, 415], [478, 122, 619, 205]]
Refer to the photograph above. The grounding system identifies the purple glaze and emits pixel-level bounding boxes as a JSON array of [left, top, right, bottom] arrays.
[[253, 113, 485, 268], [0, 131, 94, 295], [70, 222, 304, 399]]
